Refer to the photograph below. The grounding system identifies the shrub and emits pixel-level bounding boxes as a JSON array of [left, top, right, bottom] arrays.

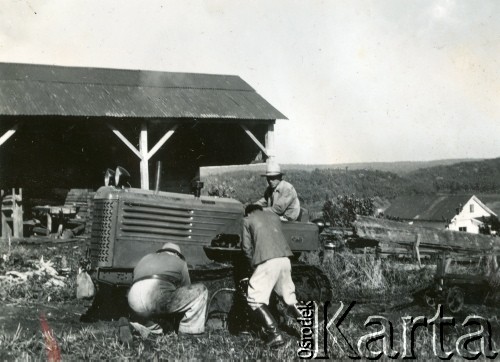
[[322, 195, 375, 227]]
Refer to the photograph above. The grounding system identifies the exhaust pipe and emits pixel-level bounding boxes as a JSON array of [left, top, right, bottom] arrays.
[[192, 181, 204, 198]]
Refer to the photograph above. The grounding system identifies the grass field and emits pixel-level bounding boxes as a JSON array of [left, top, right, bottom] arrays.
[[0, 239, 497, 360]]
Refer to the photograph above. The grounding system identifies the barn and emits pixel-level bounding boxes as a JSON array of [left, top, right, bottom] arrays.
[[0, 62, 286, 191], [0, 62, 286, 237]]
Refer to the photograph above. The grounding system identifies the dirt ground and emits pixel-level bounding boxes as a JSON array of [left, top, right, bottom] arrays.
[[4, 296, 499, 342], [2, 239, 500, 359], [0, 300, 88, 334], [2, 285, 500, 360]]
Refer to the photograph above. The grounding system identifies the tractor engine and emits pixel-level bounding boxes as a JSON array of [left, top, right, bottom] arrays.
[[89, 186, 244, 286]]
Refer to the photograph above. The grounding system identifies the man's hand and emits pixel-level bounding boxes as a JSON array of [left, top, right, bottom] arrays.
[[238, 277, 250, 298]]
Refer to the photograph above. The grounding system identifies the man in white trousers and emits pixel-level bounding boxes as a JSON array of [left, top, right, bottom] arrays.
[[242, 204, 303, 348]]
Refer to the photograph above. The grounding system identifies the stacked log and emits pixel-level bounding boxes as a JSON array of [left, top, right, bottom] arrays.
[[352, 216, 500, 258]]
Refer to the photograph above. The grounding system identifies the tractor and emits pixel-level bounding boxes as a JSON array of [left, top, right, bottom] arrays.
[[82, 169, 332, 331]]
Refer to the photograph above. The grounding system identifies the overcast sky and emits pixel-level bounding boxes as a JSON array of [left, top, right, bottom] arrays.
[[1, 0, 499, 164]]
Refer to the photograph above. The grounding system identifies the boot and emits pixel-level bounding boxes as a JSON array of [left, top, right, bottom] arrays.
[[285, 304, 303, 338], [288, 304, 303, 319], [253, 305, 285, 348]]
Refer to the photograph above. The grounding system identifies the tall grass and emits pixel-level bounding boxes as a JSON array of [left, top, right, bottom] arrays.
[[0, 325, 41, 360], [301, 249, 434, 302]]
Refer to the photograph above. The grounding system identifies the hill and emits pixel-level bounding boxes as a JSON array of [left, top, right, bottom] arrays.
[[406, 157, 500, 193], [202, 157, 500, 212], [202, 168, 433, 211], [284, 158, 483, 175]]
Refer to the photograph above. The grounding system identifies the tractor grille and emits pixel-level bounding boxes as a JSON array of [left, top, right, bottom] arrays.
[[118, 201, 194, 240], [89, 189, 243, 268], [90, 199, 117, 267]]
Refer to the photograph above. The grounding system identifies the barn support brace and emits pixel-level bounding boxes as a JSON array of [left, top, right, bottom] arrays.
[[0, 123, 19, 147], [107, 122, 178, 190], [240, 123, 275, 160], [109, 121, 275, 189]]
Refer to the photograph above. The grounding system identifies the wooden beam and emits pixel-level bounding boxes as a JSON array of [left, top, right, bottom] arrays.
[[107, 122, 176, 190], [0, 123, 18, 147], [240, 125, 268, 156], [107, 123, 142, 160], [146, 124, 178, 160], [139, 123, 149, 190]]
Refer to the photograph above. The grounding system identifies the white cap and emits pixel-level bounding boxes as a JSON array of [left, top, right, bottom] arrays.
[[162, 242, 181, 254]]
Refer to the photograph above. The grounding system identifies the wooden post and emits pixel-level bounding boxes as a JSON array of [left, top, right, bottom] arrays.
[[493, 256, 499, 272], [1, 190, 9, 239], [445, 257, 453, 273], [14, 188, 23, 237], [414, 233, 422, 268], [46, 212, 52, 236], [265, 123, 275, 160], [1, 188, 23, 239], [139, 123, 149, 190], [322, 248, 335, 263]]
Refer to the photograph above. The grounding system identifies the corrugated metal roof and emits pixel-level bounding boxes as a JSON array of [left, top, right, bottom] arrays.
[[419, 195, 472, 220], [0, 62, 287, 120], [384, 195, 452, 220]]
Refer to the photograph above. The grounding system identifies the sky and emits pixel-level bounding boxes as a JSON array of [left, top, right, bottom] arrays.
[[1, 0, 499, 165]]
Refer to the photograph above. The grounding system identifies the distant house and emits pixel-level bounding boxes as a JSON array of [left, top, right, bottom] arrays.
[[448, 196, 497, 234], [384, 194, 500, 233]]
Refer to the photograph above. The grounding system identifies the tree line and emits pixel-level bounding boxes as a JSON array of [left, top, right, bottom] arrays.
[[203, 157, 500, 212]]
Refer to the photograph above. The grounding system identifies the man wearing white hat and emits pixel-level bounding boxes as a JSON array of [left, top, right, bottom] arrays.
[[126, 242, 208, 337], [255, 160, 301, 221]]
